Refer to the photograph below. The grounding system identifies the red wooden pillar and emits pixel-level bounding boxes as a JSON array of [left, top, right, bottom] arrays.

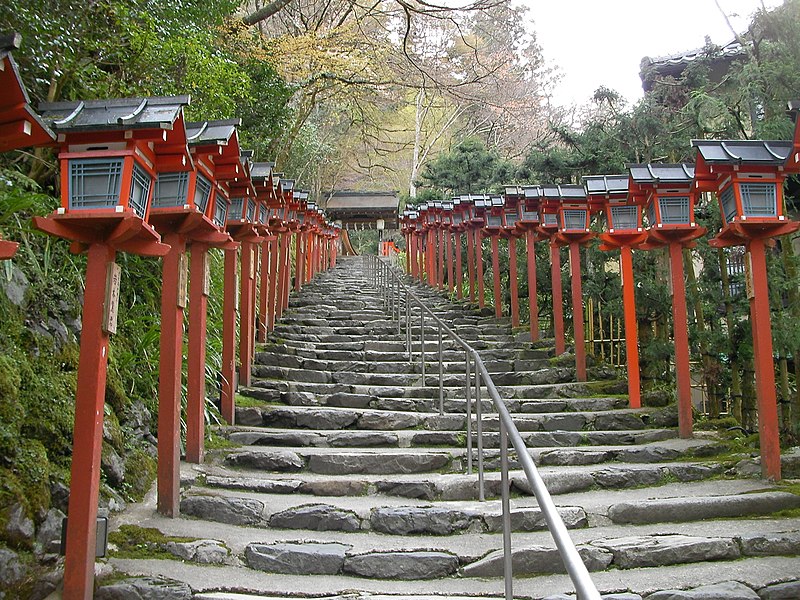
[[669, 242, 693, 438], [282, 232, 292, 312], [410, 235, 417, 278], [428, 229, 435, 286], [267, 237, 279, 332], [619, 246, 641, 408], [157, 233, 186, 517], [446, 230, 454, 294], [491, 234, 502, 317], [186, 243, 209, 464], [508, 236, 520, 327], [455, 232, 463, 300], [526, 230, 539, 341], [221, 247, 238, 425], [239, 242, 255, 387], [466, 229, 476, 302], [258, 240, 271, 343], [418, 235, 425, 280], [63, 242, 116, 600], [294, 230, 303, 292], [569, 242, 586, 381], [551, 242, 565, 355], [438, 228, 445, 290], [748, 239, 782, 480], [476, 232, 485, 308], [276, 232, 289, 319]]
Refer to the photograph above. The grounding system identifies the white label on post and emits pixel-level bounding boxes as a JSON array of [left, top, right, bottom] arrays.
[[103, 262, 122, 335], [745, 250, 755, 300], [178, 252, 188, 308], [203, 254, 211, 297]]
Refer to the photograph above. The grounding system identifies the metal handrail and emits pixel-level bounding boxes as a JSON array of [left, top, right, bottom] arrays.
[[364, 254, 601, 600]]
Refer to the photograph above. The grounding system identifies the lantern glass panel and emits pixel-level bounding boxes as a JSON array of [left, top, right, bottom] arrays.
[[646, 201, 656, 228], [68, 157, 124, 211], [229, 197, 244, 220], [504, 210, 518, 228], [246, 199, 256, 221], [128, 162, 152, 219], [213, 198, 228, 228], [720, 186, 737, 224], [297, 212, 305, 224], [260, 205, 268, 224], [543, 212, 558, 226], [521, 209, 539, 222], [609, 205, 638, 230], [658, 196, 690, 225], [740, 182, 777, 218], [487, 215, 503, 228], [193, 173, 213, 215], [153, 171, 189, 208], [562, 209, 587, 231], [453, 213, 463, 225]]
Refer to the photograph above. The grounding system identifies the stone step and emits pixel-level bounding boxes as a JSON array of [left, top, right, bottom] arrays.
[[234, 404, 668, 434]]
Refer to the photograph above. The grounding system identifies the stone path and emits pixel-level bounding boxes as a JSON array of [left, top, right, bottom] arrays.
[[105, 256, 800, 600]]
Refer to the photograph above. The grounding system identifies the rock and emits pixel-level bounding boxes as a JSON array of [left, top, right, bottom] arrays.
[[101, 445, 126, 486], [298, 480, 368, 496], [165, 539, 228, 564], [343, 551, 459, 579], [642, 389, 672, 407], [592, 467, 663, 489], [376, 481, 437, 500], [36, 508, 66, 554], [736, 448, 800, 479], [29, 571, 62, 600], [464, 545, 612, 576], [648, 404, 679, 428], [1, 265, 27, 307], [246, 542, 349, 575], [593, 534, 739, 568], [295, 408, 359, 430], [327, 432, 398, 447], [758, 580, 800, 600], [179, 495, 264, 526], [608, 492, 800, 524], [539, 449, 612, 466], [593, 413, 645, 431], [234, 407, 264, 426], [50, 480, 70, 514], [737, 531, 800, 556], [646, 581, 759, 599], [0, 547, 26, 587], [370, 506, 482, 535], [282, 391, 319, 406], [246, 431, 322, 447], [269, 504, 361, 531], [308, 452, 450, 475], [204, 476, 302, 494], [616, 446, 682, 463], [513, 472, 595, 496], [666, 464, 723, 482], [224, 450, 304, 472], [484, 506, 587, 532], [4, 503, 34, 547], [94, 576, 193, 600], [357, 411, 421, 430], [326, 392, 373, 408]]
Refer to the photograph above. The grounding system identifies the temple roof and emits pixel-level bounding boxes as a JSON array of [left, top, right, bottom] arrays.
[[583, 174, 629, 196], [325, 191, 400, 227], [691, 139, 792, 165], [39, 96, 190, 132], [628, 163, 695, 183], [186, 119, 240, 146]]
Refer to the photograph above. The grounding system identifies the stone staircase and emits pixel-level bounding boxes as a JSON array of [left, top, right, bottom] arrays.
[[107, 256, 800, 600]]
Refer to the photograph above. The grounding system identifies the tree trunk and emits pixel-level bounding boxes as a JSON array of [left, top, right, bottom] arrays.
[[243, 0, 293, 25], [409, 88, 424, 198], [780, 238, 800, 437]]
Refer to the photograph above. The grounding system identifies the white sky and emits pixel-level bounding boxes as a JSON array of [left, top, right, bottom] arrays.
[[517, 0, 784, 107]]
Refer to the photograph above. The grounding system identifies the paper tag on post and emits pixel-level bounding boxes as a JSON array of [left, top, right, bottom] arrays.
[[745, 250, 755, 300], [178, 253, 188, 308], [102, 262, 121, 335]]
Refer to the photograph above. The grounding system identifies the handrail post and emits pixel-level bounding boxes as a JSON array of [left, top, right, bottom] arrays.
[[465, 349, 473, 475], [500, 418, 513, 600], [438, 323, 444, 416], [420, 311, 426, 384], [406, 289, 412, 363], [475, 362, 484, 502]]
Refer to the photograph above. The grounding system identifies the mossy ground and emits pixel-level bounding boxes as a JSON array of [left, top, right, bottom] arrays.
[[108, 524, 199, 560]]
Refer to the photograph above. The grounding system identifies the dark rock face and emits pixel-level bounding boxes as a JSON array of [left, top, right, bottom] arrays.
[[179, 495, 264, 526], [343, 551, 459, 579], [246, 542, 350, 575], [94, 576, 193, 600], [269, 503, 361, 531]]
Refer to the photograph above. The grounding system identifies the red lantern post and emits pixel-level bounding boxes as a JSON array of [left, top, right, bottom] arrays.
[[501, 189, 524, 328], [514, 186, 543, 341], [693, 139, 798, 480], [34, 96, 189, 600], [0, 33, 56, 258], [442, 200, 455, 293], [539, 189, 565, 355], [470, 196, 490, 307], [483, 195, 506, 318]]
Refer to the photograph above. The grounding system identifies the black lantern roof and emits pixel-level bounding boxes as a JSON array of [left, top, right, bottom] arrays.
[[489, 195, 504, 208], [250, 162, 275, 181], [542, 184, 586, 200], [691, 139, 792, 165], [523, 186, 544, 199], [281, 179, 295, 192], [39, 96, 191, 132], [628, 163, 695, 184], [583, 174, 629, 197], [186, 118, 240, 146]]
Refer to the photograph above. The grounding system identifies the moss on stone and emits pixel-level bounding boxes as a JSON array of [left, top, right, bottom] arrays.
[[108, 524, 198, 560], [122, 447, 156, 503]]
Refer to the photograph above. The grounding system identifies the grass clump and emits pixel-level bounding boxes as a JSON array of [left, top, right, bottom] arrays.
[[108, 524, 198, 560]]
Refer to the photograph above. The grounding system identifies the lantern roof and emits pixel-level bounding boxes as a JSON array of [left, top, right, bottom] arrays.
[[281, 179, 295, 192], [186, 118, 240, 146], [296, 191, 310, 202], [583, 174, 629, 197], [40, 96, 191, 133], [489, 194, 504, 208], [0, 32, 56, 152], [542, 184, 586, 201], [250, 162, 275, 181], [628, 163, 695, 184], [523, 186, 544, 199], [691, 139, 792, 166]]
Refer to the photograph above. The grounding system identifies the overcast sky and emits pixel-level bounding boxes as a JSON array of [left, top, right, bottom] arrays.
[[517, 0, 783, 106]]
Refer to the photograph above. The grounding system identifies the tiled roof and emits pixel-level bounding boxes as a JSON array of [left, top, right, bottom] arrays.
[[583, 174, 629, 196], [39, 96, 190, 132], [186, 119, 240, 146], [628, 163, 695, 183], [691, 139, 792, 165], [326, 191, 400, 211]]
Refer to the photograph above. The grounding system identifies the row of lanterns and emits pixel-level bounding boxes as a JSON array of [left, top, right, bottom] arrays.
[[401, 108, 800, 486], [0, 34, 340, 600]]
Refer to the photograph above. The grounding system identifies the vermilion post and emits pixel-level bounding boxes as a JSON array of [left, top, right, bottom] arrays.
[[476, 232, 485, 308], [276, 232, 289, 319], [239, 242, 254, 387], [294, 231, 303, 292], [466, 229, 476, 302], [551, 242, 565, 355], [267, 237, 279, 332], [669, 243, 693, 437], [491, 235, 502, 317], [221, 247, 238, 424], [446, 231, 454, 294], [427, 229, 435, 286], [418, 235, 425, 280], [438, 228, 445, 290], [748, 239, 782, 480], [63, 242, 116, 600], [526, 230, 539, 341], [569, 242, 586, 381], [258, 241, 271, 342], [282, 232, 292, 312], [620, 245, 641, 408], [186, 243, 209, 464], [455, 232, 463, 300], [157, 233, 186, 517], [508, 236, 519, 327]]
